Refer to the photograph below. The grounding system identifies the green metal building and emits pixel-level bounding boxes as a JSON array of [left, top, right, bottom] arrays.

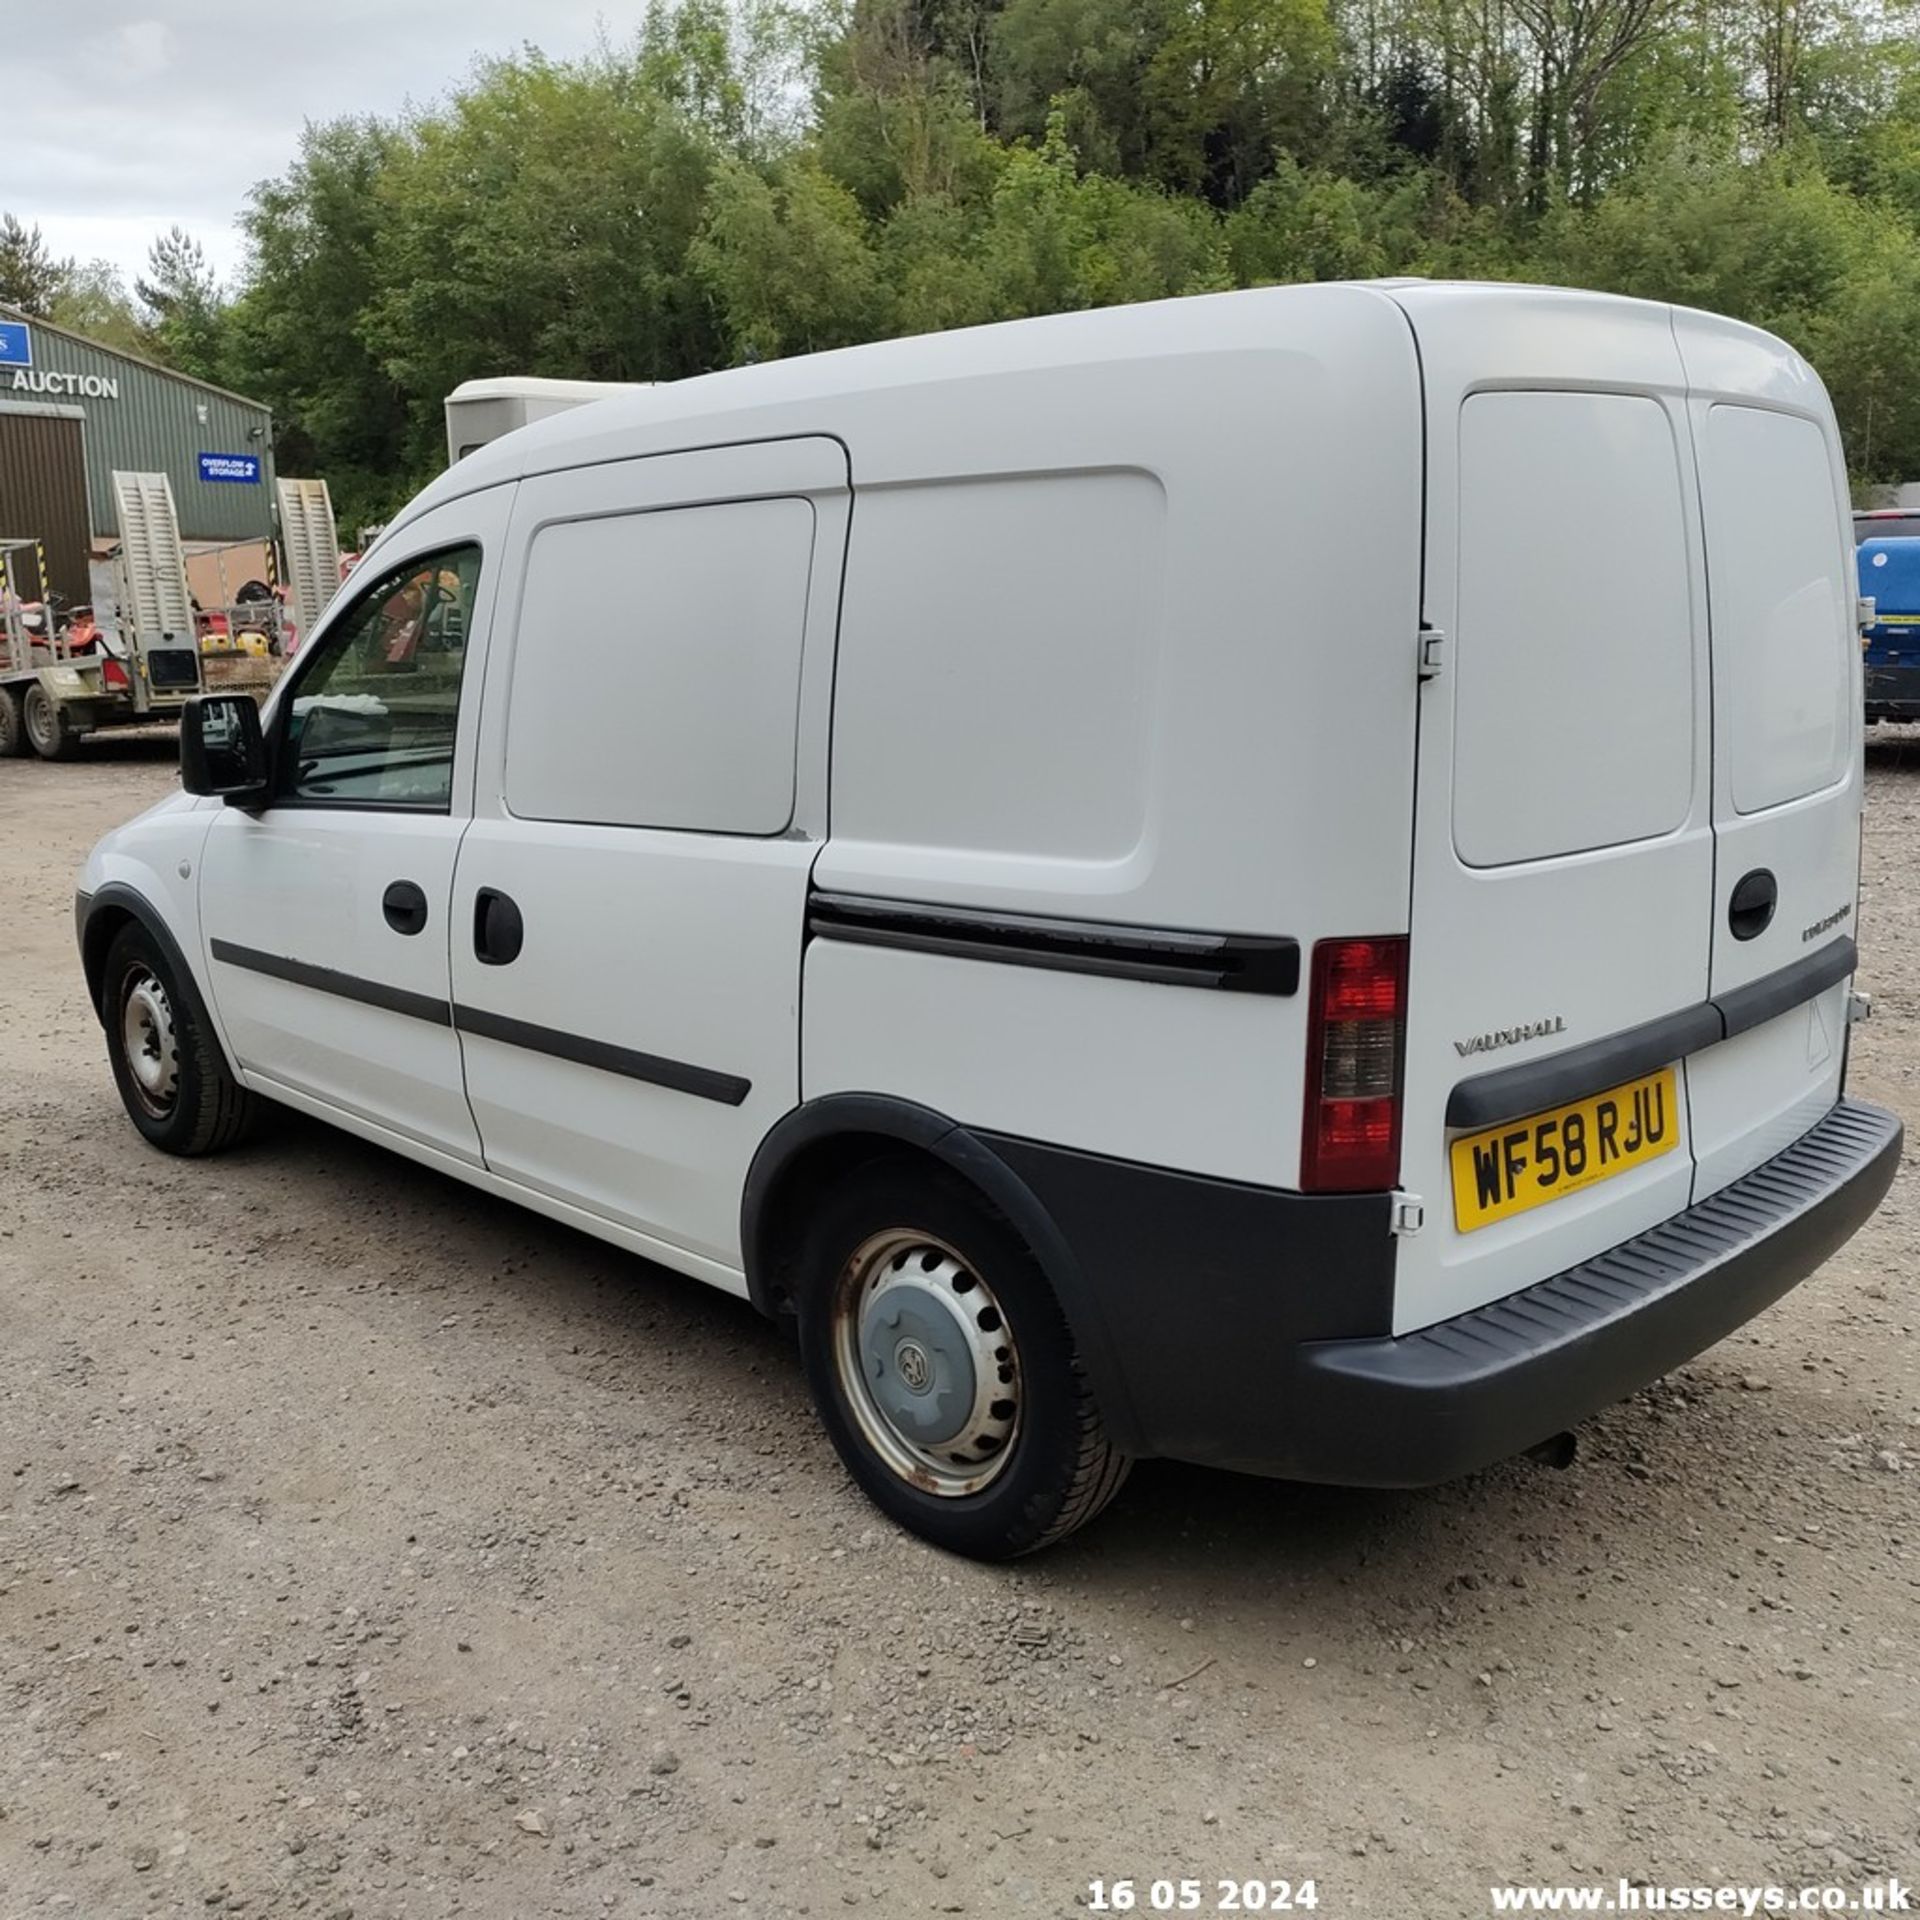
[[0, 304, 275, 590]]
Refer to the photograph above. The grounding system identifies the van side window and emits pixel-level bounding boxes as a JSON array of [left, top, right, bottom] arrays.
[[503, 498, 814, 834], [278, 545, 482, 811]]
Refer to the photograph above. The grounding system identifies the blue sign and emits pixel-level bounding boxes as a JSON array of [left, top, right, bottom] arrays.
[[198, 452, 260, 485], [0, 321, 31, 368]]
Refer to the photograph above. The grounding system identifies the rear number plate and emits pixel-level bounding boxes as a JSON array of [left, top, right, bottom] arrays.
[[1450, 1067, 1678, 1233]]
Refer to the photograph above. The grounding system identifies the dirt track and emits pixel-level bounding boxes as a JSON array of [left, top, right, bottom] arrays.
[[2, 734, 1916, 1919]]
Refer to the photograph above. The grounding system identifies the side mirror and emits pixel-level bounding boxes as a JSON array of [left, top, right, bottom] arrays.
[[180, 694, 269, 805]]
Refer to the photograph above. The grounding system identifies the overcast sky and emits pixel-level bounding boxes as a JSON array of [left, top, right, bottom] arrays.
[[9, 1, 628, 289]]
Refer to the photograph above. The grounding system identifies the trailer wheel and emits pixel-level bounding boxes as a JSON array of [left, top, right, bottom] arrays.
[[22, 682, 79, 761], [0, 688, 25, 758], [795, 1159, 1131, 1558], [103, 920, 257, 1155]]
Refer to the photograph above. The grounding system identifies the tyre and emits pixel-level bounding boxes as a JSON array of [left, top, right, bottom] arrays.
[[0, 687, 24, 758], [795, 1160, 1130, 1558], [23, 681, 80, 761], [102, 920, 257, 1155]]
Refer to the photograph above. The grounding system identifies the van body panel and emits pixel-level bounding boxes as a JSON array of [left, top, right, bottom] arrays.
[[1387, 286, 1715, 1333], [195, 483, 518, 1165], [1670, 315, 1860, 1200], [448, 437, 849, 1270], [803, 941, 1307, 1185], [1388, 285, 1865, 1333], [802, 288, 1425, 941]]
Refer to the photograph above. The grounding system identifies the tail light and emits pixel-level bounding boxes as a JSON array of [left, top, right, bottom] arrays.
[[101, 658, 129, 691], [1301, 936, 1408, 1192]]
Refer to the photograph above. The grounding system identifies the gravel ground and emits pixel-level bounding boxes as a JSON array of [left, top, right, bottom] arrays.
[[2, 732, 1915, 1920]]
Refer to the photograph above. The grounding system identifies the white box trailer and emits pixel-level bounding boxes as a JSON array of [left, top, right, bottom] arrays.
[[444, 377, 649, 466]]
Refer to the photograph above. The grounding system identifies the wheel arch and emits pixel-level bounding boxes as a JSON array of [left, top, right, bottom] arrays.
[[740, 1093, 1144, 1450], [80, 883, 224, 1060]]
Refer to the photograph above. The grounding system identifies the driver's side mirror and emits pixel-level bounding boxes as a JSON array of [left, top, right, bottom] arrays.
[[181, 694, 269, 805]]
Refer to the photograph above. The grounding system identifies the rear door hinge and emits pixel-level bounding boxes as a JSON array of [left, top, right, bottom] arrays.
[[1390, 1191, 1426, 1237], [1848, 990, 1872, 1026], [1858, 596, 1878, 634], [1417, 627, 1446, 681]]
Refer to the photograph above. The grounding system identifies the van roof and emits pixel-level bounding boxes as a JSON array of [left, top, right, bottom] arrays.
[[391, 280, 1810, 541]]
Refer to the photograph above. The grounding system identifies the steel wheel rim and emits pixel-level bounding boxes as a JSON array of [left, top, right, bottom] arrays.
[[24, 688, 58, 753], [120, 970, 181, 1116], [831, 1227, 1022, 1498]]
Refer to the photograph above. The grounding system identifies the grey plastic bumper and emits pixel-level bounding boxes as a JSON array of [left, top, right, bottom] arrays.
[[1290, 1098, 1902, 1487]]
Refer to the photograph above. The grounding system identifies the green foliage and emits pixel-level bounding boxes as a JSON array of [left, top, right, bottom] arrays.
[[137, 227, 226, 382], [61, 0, 1920, 515], [0, 213, 69, 315]]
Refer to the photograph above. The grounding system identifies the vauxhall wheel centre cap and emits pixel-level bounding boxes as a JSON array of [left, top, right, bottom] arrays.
[[858, 1286, 976, 1446]]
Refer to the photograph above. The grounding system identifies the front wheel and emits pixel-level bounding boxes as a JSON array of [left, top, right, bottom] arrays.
[[102, 921, 257, 1154], [0, 687, 25, 758], [795, 1161, 1130, 1558]]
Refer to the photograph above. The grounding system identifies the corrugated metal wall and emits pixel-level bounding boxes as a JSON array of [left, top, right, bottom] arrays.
[[0, 306, 275, 544], [0, 405, 93, 604]]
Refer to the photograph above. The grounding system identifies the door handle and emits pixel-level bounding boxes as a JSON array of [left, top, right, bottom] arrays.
[[382, 880, 429, 936], [1728, 869, 1777, 942], [473, 887, 524, 966]]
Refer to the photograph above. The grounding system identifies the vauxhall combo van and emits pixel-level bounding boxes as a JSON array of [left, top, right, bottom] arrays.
[[76, 282, 1902, 1558]]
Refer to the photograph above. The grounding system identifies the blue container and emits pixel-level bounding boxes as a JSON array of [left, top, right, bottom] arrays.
[[1858, 537, 1920, 722]]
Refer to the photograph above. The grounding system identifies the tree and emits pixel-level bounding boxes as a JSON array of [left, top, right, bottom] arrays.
[[138, 226, 227, 381], [48, 261, 147, 354], [0, 214, 70, 315], [1505, 0, 1683, 201]]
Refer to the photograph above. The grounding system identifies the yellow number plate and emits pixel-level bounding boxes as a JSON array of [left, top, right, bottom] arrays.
[[1450, 1067, 1679, 1233]]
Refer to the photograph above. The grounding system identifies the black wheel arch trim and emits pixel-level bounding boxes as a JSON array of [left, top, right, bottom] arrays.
[[77, 883, 229, 1064], [740, 1093, 1148, 1452]]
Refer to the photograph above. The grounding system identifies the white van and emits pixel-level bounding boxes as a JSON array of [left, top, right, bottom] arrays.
[[77, 282, 1901, 1558]]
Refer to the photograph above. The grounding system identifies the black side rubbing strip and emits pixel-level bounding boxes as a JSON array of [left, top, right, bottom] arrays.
[[210, 939, 453, 1027], [453, 1005, 751, 1107], [210, 938, 750, 1106], [1447, 937, 1858, 1130], [1716, 936, 1856, 1039], [1447, 1003, 1722, 1131], [808, 892, 1300, 995]]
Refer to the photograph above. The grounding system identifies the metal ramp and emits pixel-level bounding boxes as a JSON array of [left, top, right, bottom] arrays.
[[110, 470, 195, 646], [276, 477, 342, 641]]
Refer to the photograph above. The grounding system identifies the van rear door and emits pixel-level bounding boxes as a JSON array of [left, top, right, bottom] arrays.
[[1388, 286, 1716, 1334], [1672, 313, 1861, 1199]]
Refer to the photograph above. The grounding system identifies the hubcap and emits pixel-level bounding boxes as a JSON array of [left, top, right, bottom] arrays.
[[120, 971, 180, 1116], [831, 1229, 1021, 1498]]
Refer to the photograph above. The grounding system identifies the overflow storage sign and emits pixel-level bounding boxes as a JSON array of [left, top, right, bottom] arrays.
[[198, 453, 261, 485]]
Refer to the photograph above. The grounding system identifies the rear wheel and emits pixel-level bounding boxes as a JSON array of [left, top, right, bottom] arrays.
[[102, 921, 257, 1154], [23, 682, 79, 761], [795, 1161, 1130, 1558], [0, 687, 24, 758]]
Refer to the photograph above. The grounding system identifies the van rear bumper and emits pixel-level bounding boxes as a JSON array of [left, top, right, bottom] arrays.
[[1287, 1098, 1900, 1486], [988, 1098, 1900, 1484]]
